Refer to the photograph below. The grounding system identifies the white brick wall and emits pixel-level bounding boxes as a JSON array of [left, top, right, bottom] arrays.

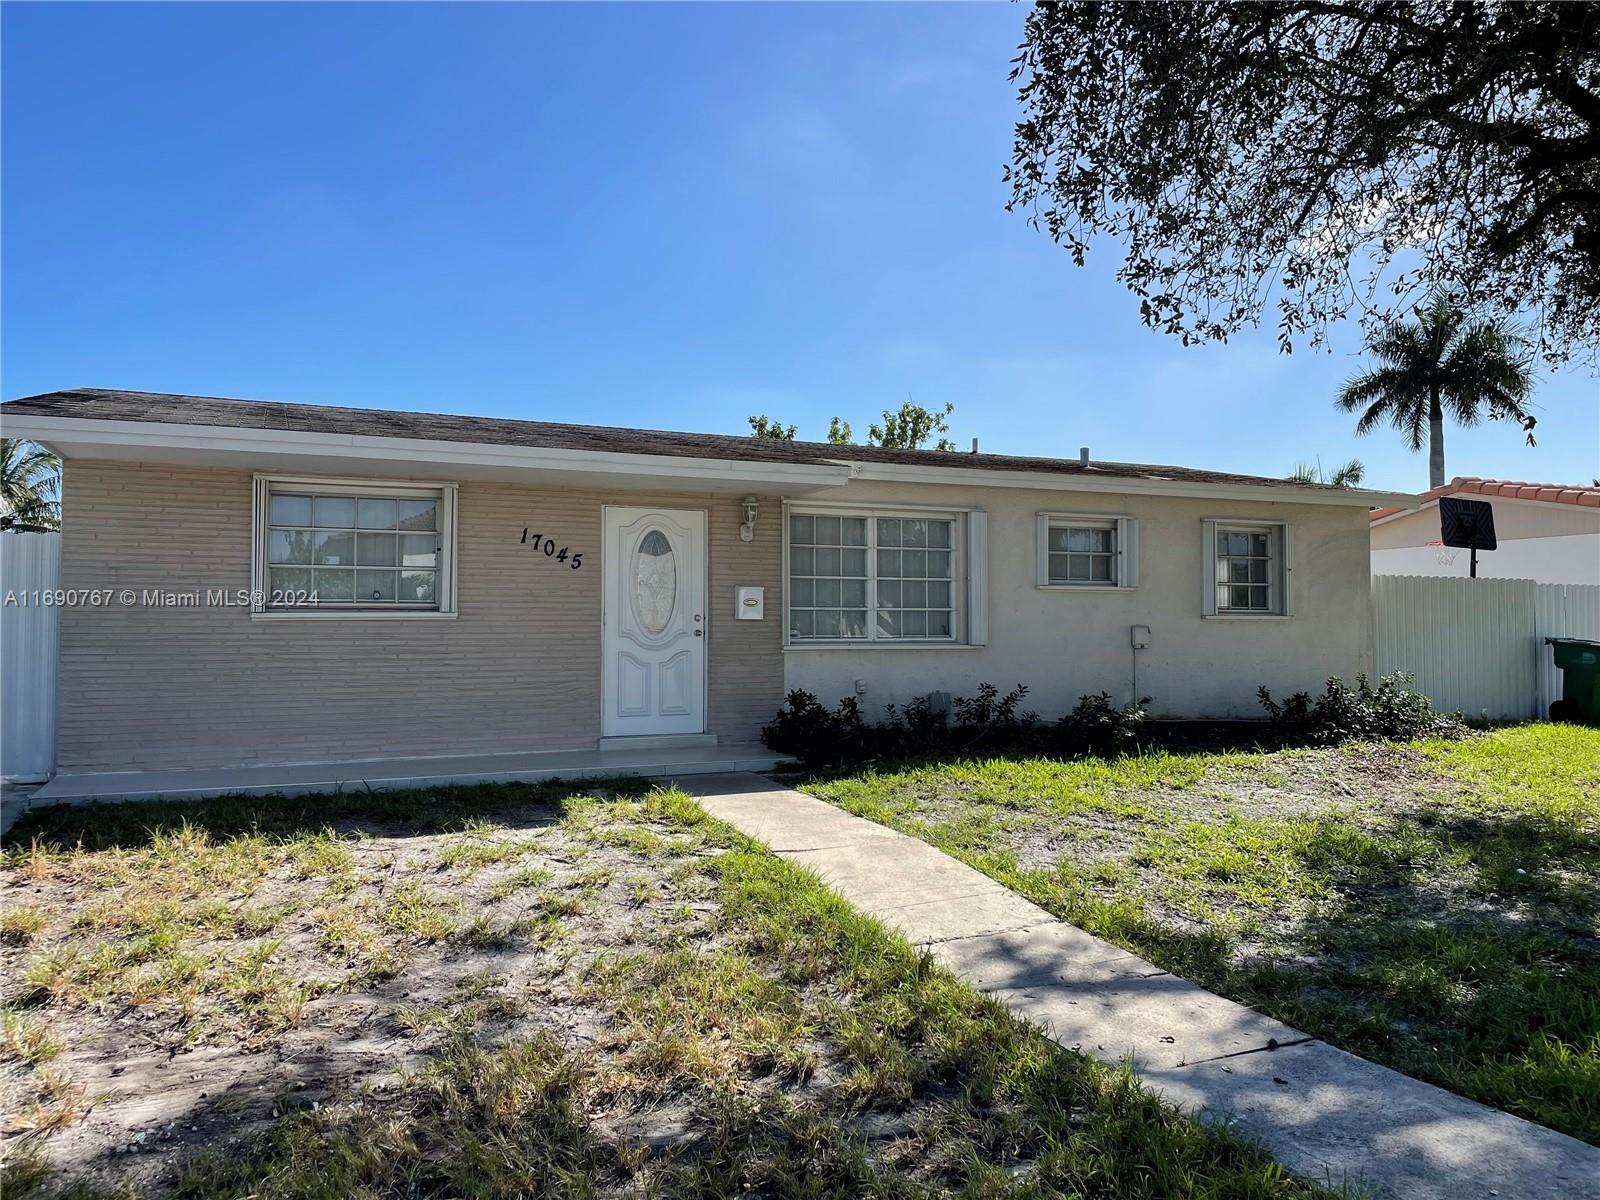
[[57, 462, 783, 772]]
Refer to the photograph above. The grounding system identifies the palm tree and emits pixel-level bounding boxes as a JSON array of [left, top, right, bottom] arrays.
[[1289, 459, 1365, 487], [0, 439, 62, 532], [1336, 295, 1536, 489]]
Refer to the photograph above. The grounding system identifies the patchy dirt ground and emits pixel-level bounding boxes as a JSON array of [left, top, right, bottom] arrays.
[[1, 781, 1332, 1200], [888, 745, 1448, 878], [0, 785, 735, 1189]]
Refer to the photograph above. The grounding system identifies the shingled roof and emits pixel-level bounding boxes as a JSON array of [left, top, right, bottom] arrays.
[[5, 387, 1370, 496], [1370, 476, 1600, 521]]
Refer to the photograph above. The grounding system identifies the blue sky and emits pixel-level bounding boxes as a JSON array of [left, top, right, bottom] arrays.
[[3, 2, 1595, 492]]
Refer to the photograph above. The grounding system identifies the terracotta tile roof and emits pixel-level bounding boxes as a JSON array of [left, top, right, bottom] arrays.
[[1370, 476, 1600, 521], [2, 387, 1391, 498]]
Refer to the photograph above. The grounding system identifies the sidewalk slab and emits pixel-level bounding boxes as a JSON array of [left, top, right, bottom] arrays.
[[868, 889, 1057, 944], [692, 793, 908, 852], [684, 773, 1600, 1200], [779, 840, 1011, 909], [1142, 1040, 1596, 1200], [991, 973, 1312, 1070], [928, 921, 1153, 989]]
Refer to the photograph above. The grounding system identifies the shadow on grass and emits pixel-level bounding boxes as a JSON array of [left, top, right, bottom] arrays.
[[1268, 806, 1599, 1142], [1084, 805, 1598, 1145], [3, 777, 658, 853]]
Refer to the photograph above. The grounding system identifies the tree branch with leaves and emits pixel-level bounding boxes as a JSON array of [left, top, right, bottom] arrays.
[[1008, 2, 1600, 363], [747, 401, 959, 451]]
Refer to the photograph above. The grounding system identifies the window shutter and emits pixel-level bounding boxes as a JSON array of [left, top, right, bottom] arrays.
[[1034, 514, 1050, 587], [1280, 522, 1293, 617], [1200, 518, 1218, 615], [967, 510, 988, 645], [1116, 518, 1138, 588], [251, 476, 270, 613]]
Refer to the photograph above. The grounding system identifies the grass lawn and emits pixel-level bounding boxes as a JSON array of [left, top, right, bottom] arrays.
[[801, 724, 1600, 1146], [0, 780, 1329, 1198]]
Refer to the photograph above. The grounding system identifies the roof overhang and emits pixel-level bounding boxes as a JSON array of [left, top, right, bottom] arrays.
[[1371, 492, 1599, 529], [3, 414, 854, 496], [833, 459, 1417, 509]]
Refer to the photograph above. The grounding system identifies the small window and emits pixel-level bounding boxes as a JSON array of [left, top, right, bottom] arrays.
[[786, 509, 966, 642], [1202, 520, 1288, 616], [1036, 514, 1137, 589], [254, 477, 456, 616]]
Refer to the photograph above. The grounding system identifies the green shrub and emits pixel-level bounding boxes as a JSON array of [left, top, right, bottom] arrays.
[[878, 682, 1039, 755], [762, 683, 1151, 766], [1257, 672, 1462, 747], [761, 690, 871, 765], [1055, 692, 1150, 757]]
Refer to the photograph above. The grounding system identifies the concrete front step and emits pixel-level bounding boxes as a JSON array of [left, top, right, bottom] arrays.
[[596, 733, 719, 753], [27, 744, 785, 807]]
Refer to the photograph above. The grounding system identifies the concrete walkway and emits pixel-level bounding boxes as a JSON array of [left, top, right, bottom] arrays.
[[684, 773, 1599, 1200]]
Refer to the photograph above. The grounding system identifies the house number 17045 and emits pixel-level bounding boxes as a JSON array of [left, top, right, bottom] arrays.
[[521, 530, 583, 568]]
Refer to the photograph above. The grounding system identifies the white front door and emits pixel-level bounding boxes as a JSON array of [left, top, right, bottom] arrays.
[[602, 506, 707, 737]]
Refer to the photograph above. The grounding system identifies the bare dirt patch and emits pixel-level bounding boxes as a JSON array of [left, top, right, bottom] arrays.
[[995, 744, 1453, 877], [0, 790, 734, 1190]]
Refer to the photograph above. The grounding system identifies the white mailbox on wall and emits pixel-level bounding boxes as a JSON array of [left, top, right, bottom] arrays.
[[735, 586, 765, 620]]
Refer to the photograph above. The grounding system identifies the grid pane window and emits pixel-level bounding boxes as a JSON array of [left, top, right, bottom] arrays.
[[1047, 524, 1115, 585], [1216, 528, 1273, 612], [788, 512, 957, 641], [875, 518, 954, 638], [788, 514, 869, 639], [269, 490, 441, 608]]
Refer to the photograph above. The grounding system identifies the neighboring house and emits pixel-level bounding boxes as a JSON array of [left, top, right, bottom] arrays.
[[1, 389, 1413, 791], [1370, 477, 1600, 585]]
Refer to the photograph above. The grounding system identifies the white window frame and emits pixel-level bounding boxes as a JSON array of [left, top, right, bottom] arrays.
[[251, 474, 459, 620], [1036, 513, 1138, 590], [1201, 518, 1291, 618], [782, 501, 987, 648]]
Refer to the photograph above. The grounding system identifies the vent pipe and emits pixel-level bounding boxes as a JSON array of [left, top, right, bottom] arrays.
[[970, 438, 979, 454], [1078, 446, 1090, 467]]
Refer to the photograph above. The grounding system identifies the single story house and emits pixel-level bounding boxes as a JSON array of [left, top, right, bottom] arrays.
[[2, 388, 1414, 799], [1370, 477, 1600, 586]]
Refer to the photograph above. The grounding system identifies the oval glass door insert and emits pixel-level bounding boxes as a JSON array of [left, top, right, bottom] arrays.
[[631, 529, 677, 635]]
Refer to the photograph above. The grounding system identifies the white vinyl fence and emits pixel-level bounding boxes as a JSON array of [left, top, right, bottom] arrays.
[[1, 532, 61, 781], [1373, 574, 1600, 720]]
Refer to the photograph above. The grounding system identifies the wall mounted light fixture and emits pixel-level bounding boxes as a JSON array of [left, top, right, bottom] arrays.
[[739, 496, 759, 542]]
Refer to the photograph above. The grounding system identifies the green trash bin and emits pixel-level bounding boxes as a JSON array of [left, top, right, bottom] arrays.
[[1545, 637, 1600, 725]]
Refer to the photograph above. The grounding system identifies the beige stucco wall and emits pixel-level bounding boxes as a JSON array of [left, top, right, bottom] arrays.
[[56, 460, 1381, 771], [783, 480, 1377, 721], [56, 461, 782, 772]]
